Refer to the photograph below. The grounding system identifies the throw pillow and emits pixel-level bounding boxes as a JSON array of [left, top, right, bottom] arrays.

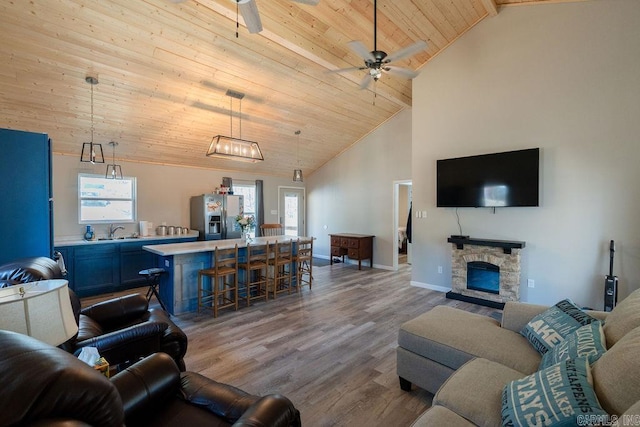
[[520, 299, 598, 354], [502, 358, 607, 427], [539, 321, 607, 370]]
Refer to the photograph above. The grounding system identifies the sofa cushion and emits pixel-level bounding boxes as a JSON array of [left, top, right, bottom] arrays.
[[592, 326, 640, 415], [539, 321, 607, 370], [399, 306, 541, 375], [520, 299, 598, 354], [602, 288, 640, 348], [502, 358, 607, 426], [411, 405, 476, 427], [434, 358, 525, 427]]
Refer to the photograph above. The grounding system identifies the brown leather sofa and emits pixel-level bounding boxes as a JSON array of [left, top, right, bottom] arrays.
[[0, 256, 188, 370], [0, 330, 301, 426]]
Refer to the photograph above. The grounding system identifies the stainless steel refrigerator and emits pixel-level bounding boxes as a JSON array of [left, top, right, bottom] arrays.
[[190, 194, 244, 240]]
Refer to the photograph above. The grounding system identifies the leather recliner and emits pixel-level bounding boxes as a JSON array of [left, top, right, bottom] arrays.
[[0, 330, 301, 427], [0, 256, 188, 371]]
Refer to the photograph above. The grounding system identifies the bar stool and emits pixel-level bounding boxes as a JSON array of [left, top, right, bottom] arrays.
[[293, 238, 313, 292], [139, 267, 168, 312], [198, 245, 239, 318], [267, 239, 293, 299], [237, 242, 270, 307]]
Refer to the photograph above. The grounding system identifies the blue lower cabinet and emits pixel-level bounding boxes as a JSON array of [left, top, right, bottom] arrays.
[[73, 244, 119, 297], [55, 237, 196, 298]]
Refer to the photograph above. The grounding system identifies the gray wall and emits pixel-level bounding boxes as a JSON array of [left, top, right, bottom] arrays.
[[411, 0, 640, 308], [306, 108, 412, 268], [52, 154, 301, 241]]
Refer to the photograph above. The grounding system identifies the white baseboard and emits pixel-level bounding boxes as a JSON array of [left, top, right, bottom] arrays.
[[411, 281, 451, 293]]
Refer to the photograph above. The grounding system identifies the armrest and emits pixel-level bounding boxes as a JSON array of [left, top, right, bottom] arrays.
[[233, 395, 301, 427], [81, 294, 149, 330], [74, 322, 167, 365], [111, 352, 181, 420], [149, 308, 188, 364], [500, 301, 549, 332]]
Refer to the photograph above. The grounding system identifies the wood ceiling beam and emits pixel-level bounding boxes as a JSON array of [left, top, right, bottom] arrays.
[[480, 0, 499, 17]]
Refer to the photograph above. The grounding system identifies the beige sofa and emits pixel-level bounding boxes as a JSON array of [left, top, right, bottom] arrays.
[[397, 289, 640, 426]]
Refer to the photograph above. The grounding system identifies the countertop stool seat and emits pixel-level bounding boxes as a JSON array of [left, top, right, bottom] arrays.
[[198, 245, 239, 318], [268, 240, 293, 299], [238, 242, 270, 307], [139, 267, 168, 312], [293, 237, 313, 292]]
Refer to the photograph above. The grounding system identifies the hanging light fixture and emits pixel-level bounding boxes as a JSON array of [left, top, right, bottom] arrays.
[[206, 90, 264, 163], [105, 141, 123, 179], [293, 130, 303, 182], [80, 74, 105, 164]]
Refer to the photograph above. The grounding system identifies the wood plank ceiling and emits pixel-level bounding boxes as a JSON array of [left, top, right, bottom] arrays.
[[0, 0, 579, 178]]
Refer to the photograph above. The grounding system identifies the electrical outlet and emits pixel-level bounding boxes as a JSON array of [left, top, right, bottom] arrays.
[[527, 279, 535, 288], [165, 260, 170, 267], [438, 266, 443, 274]]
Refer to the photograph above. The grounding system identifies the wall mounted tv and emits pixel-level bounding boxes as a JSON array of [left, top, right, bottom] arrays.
[[436, 148, 540, 208]]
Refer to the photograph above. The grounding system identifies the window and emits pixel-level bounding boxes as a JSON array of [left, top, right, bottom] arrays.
[[78, 174, 137, 224], [233, 181, 256, 236]]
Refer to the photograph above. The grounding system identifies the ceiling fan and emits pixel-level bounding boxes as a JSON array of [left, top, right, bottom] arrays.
[[171, 0, 319, 35], [333, 0, 427, 89]]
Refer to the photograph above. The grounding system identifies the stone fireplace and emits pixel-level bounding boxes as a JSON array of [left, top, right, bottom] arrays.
[[447, 236, 525, 308]]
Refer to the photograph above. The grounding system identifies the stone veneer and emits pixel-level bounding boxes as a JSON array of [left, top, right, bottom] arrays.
[[451, 243, 522, 304]]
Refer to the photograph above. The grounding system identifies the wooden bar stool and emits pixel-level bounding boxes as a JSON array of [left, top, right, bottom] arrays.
[[238, 242, 270, 306], [267, 239, 293, 299], [198, 245, 239, 318], [139, 267, 168, 312], [293, 238, 313, 292]]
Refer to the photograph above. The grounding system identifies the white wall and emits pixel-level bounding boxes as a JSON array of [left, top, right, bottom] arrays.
[[52, 154, 302, 240], [306, 108, 412, 268], [412, 0, 640, 307]]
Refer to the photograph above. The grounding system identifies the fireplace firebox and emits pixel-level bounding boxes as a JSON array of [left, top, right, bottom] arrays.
[[467, 261, 500, 294]]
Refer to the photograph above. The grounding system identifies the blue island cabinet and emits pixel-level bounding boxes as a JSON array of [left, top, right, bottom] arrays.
[[0, 129, 53, 265]]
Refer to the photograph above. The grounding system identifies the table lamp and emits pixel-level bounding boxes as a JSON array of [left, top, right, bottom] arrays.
[[0, 279, 78, 346]]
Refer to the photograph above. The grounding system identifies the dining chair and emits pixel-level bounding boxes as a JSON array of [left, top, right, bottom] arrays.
[[197, 245, 239, 317], [260, 223, 284, 237], [267, 239, 293, 299], [237, 242, 270, 307]]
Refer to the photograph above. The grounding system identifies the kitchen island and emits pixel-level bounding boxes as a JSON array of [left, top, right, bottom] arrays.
[[143, 236, 306, 314]]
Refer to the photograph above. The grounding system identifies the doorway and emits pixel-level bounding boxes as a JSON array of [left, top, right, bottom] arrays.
[[279, 187, 305, 236], [393, 180, 412, 270]]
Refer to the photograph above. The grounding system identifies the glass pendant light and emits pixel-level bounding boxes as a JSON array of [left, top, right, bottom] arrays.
[[105, 141, 123, 179], [80, 75, 105, 164], [293, 130, 303, 182]]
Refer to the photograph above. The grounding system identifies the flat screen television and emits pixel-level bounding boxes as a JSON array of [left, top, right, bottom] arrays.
[[436, 148, 539, 207]]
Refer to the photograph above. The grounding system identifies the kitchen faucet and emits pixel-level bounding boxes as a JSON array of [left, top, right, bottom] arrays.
[[108, 224, 125, 239]]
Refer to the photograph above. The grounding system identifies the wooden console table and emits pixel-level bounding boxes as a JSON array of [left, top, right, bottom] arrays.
[[329, 233, 374, 270]]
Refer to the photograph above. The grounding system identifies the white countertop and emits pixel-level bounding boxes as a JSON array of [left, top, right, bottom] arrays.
[[143, 235, 309, 256], [55, 231, 200, 247]]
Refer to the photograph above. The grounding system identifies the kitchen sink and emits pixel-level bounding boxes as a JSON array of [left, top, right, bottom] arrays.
[[97, 236, 140, 241]]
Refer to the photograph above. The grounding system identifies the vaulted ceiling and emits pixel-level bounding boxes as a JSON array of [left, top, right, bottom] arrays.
[[0, 0, 577, 177]]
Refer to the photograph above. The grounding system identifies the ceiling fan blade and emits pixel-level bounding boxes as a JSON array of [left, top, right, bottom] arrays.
[[383, 65, 419, 79], [328, 66, 364, 74], [359, 74, 373, 90], [347, 40, 375, 62], [385, 40, 428, 64], [291, 0, 320, 4], [238, 0, 263, 34]]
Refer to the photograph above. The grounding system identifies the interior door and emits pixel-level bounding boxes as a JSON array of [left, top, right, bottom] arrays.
[[279, 187, 305, 237]]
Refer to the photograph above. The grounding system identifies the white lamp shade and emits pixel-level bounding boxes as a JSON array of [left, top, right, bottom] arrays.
[[0, 279, 78, 346]]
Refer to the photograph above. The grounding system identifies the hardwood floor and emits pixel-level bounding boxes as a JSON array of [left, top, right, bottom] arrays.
[[83, 263, 500, 426]]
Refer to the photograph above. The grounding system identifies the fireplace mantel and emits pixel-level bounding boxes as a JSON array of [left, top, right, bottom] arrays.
[[447, 236, 526, 254]]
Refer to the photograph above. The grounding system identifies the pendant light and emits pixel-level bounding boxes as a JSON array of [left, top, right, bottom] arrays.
[[207, 89, 264, 163], [80, 74, 105, 164], [293, 130, 303, 182], [105, 141, 123, 179]]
